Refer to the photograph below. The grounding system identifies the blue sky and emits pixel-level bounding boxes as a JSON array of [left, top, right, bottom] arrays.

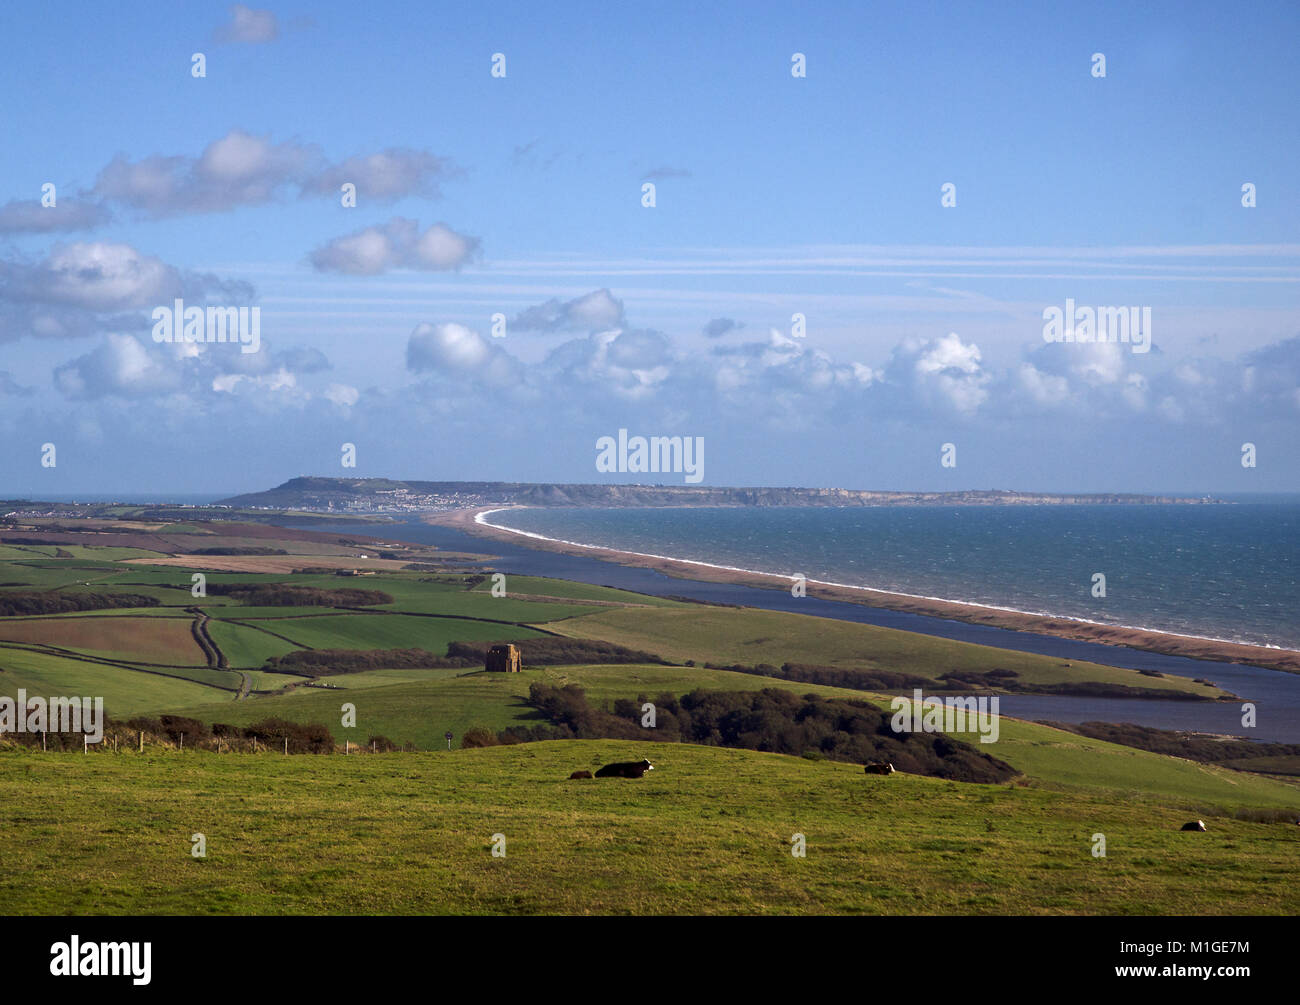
[[0, 0, 1297, 496]]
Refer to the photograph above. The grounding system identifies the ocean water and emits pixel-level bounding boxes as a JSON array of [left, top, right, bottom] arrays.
[[486, 503, 1300, 651]]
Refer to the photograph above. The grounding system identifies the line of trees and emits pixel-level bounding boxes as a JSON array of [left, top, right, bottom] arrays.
[[705, 661, 933, 691], [265, 647, 475, 676], [0, 591, 160, 616], [703, 661, 1211, 701], [1, 713, 337, 754], [204, 584, 393, 607], [1046, 720, 1300, 767], [188, 546, 288, 556], [446, 638, 666, 667], [263, 638, 667, 678]]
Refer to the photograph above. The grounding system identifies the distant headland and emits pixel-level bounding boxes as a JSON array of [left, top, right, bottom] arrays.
[[214, 476, 1224, 515]]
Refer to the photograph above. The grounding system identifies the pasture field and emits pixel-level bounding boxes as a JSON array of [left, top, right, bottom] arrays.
[[168, 662, 932, 750], [242, 669, 310, 692], [0, 562, 125, 588], [373, 590, 604, 622], [172, 662, 893, 748], [471, 574, 688, 608], [176, 670, 544, 747], [252, 612, 546, 651], [171, 662, 1300, 809], [204, 619, 302, 668], [124, 555, 419, 574], [1, 517, 1298, 917], [551, 607, 1226, 698], [1, 741, 1296, 915], [44, 546, 170, 562], [0, 648, 232, 713], [0, 545, 60, 559], [0, 530, 1248, 737]]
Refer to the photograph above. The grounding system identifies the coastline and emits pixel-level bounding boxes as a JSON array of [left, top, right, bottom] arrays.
[[424, 506, 1300, 676]]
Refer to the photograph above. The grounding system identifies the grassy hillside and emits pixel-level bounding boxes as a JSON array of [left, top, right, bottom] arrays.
[[2, 521, 1297, 917], [947, 717, 1300, 809], [470, 574, 687, 608], [251, 612, 546, 651], [170, 662, 1300, 809], [205, 619, 302, 667], [1, 740, 1295, 915], [0, 648, 232, 714], [172, 663, 881, 748], [553, 606, 1225, 698]]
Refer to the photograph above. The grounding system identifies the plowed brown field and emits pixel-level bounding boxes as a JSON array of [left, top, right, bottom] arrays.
[[0, 616, 205, 664]]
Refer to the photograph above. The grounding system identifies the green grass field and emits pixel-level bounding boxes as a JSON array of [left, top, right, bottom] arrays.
[[170, 662, 1300, 809], [0, 648, 231, 714], [553, 606, 1226, 697], [253, 612, 547, 651], [2, 530, 1297, 916], [172, 662, 900, 748], [1, 740, 1295, 915], [242, 669, 309, 692], [471, 574, 688, 608], [175, 669, 543, 745], [205, 619, 303, 667]]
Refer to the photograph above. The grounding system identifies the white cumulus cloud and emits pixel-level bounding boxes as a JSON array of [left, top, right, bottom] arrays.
[[311, 218, 479, 274]]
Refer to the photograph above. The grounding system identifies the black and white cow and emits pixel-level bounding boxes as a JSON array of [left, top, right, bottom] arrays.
[[595, 758, 654, 778]]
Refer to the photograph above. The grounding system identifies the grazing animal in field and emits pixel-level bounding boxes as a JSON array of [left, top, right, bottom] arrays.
[[864, 761, 895, 775], [594, 758, 654, 779], [568, 770, 593, 780], [1181, 820, 1207, 832]]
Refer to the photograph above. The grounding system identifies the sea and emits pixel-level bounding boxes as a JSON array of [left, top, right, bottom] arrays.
[[487, 502, 1300, 652]]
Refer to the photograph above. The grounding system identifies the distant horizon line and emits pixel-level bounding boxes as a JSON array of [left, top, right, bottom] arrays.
[[7, 481, 1300, 506]]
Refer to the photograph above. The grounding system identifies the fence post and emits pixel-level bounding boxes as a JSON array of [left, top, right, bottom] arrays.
[[84, 736, 87, 755], [139, 730, 143, 753], [283, 737, 287, 756]]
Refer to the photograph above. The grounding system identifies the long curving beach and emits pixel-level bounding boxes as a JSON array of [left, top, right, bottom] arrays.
[[426, 506, 1300, 676]]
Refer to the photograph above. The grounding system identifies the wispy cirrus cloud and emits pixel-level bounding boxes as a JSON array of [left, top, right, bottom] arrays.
[[482, 244, 1300, 282]]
